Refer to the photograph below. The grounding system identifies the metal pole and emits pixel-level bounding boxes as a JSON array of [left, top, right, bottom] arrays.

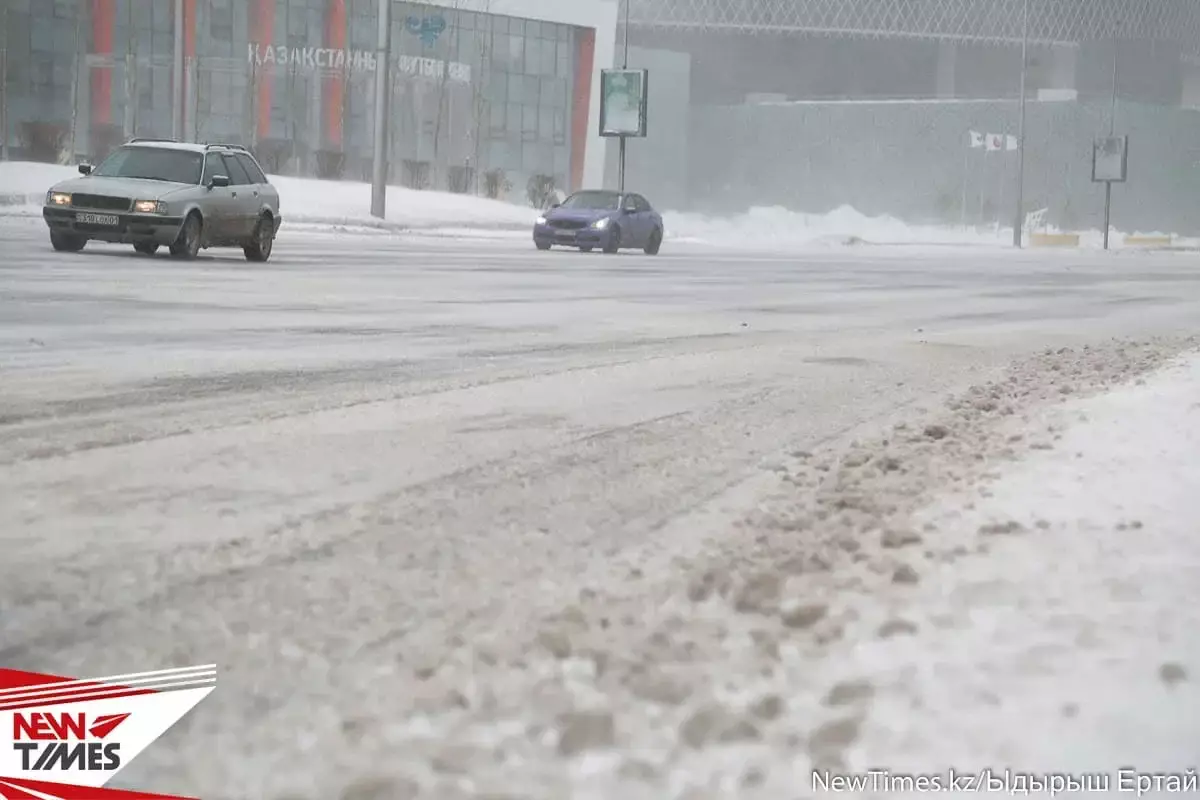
[[617, 0, 631, 194], [123, 0, 137, 140], [68, 12, 83, 162], [1108, 33, 1119, 136], [960, 145, 969, 229], [172, 0, 185, 139], [1103, 26, 1118, 251], [370, 0, 392, 219], [622, 0, 630, 68], [0, 46, 7, 161], [618, 137, 626, 193], [1011, 0, 1029, 247], [0, 1, 7, 161]]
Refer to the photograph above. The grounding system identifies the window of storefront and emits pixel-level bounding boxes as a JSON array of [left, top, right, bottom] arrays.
[[3, 0, 583, 198]]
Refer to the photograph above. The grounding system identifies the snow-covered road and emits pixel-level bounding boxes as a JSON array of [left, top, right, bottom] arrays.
[[1, 217, 1198, 798]]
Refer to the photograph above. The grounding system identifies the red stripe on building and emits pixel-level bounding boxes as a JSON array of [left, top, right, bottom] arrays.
[[570, 27, 595, 191], [90, 0, 116, 126], [256, 0, 276, 140], [325, 0, 347, 148], [184, 0, 196, 58]]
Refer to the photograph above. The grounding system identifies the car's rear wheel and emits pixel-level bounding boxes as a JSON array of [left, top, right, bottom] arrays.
[[244, 215, 275, 262], [50, 232, 86, 252], [170, 213, 202, 259], [535, 240, 551, 251], [603, 225, 621, 254], [644, 228, 662, 255], [579, 246, 594, 253], [133, 242, 159, 256]]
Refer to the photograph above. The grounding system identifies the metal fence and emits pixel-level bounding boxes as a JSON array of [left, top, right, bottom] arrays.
[[685, 98, 1200, 235], [627, 0, 1200, 52]]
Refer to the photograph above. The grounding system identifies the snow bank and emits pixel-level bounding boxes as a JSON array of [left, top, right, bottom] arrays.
[[3, 160, 1194, 249], [851, 353, 1200, 786], [665, 204, 1010, 249], [666, 204, 1197, 250]]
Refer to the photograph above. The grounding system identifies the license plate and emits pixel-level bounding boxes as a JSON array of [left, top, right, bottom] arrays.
[[556, 230, 575, 239], [76, 212, 119, 226]]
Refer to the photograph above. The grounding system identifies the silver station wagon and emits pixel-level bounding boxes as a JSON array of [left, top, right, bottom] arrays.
[[42, 139, 282, 262]]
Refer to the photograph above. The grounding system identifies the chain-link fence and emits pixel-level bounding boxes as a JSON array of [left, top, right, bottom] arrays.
[[627, 0, 1200, 52], [684, 98, 1200, 235]]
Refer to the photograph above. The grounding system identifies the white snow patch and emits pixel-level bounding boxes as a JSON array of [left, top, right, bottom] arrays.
[[848, 354, 1200, 792], [666, 204, 1197, 251]]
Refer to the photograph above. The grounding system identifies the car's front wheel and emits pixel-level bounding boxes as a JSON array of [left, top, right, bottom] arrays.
[[170, 213, 202, 259], [243, 215, 275, 262], [644, 228, 662, 255], [50, 232, 86, 252], [133, 242, 159, 256], [535, 240, 551, 251], [602, 225, 621, 254]]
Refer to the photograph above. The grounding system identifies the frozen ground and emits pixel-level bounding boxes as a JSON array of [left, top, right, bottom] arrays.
[[4, 160, 1193, 249], [0, 217, 1198, 798]]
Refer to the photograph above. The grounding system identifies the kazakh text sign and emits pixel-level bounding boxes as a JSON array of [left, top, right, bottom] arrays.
[[247, 44, 470, 83]]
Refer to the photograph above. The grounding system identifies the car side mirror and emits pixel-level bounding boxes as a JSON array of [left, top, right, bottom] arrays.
[[208, 174, 231, 189], [78, 164, 92, 175], [622, 204, 637, 214], [550, 202, 560, 209]]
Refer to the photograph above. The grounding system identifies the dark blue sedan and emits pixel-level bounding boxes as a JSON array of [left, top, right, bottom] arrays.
[[533, 189, 664, 255]]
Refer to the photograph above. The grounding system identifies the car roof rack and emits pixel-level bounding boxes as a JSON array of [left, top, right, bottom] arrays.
[[127, 137, 178, 143], [204, 142, 249, 152]]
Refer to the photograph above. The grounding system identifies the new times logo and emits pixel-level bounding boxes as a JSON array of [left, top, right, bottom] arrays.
[[12, 710, 128, 772], [1, 664, 216, 799]]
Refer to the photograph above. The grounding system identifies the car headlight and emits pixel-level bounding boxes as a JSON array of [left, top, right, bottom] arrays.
[[133, 199, 165, 214], [535, 216, 547, 225], [592, 218, 609, 230], [47, 191, 71, 206]]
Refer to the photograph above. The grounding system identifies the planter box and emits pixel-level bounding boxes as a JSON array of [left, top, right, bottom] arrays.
[[1122, 235, 1173, 248], [1030, 232, 1080, 247]]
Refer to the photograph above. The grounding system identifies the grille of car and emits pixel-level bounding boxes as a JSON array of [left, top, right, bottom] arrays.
[[71, 194, 132, 212], [550, 219, 588, 230]]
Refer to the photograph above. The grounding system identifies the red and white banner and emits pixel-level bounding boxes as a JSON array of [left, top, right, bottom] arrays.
[[0, 665, 215, 799]]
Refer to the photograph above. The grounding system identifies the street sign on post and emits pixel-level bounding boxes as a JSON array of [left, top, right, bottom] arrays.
[[1092, 135, 1128, 182], [599, 68, 649, 138], [599, 67, 648, 194], [1092, 135, 1128, 250]]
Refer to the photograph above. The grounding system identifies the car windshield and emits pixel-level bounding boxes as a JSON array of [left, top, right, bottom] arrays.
[[91, 146, 203, 184], [561, 191, 621, 210]]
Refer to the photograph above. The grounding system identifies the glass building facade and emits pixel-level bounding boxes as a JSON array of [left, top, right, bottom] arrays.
[[0, 0, 594, 200]]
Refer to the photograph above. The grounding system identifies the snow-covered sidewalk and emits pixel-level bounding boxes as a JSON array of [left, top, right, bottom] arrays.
[[833, 352, 1200, 796]]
